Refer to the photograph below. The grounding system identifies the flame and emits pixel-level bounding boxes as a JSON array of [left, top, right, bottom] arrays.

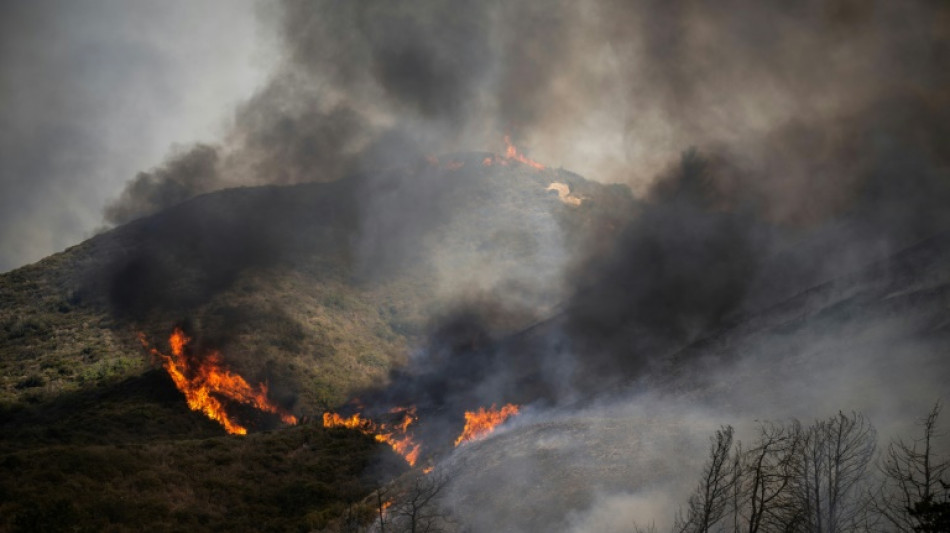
[[142, 328, 297, 435], [503, 136, 545, 170], [481, 136, 545, 170], [323, 407, 422, 466], [454, 403, 520, 446], [546, 182, 583, 206]]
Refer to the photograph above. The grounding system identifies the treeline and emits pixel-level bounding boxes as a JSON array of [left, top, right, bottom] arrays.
[[662, 403, 949, 533]]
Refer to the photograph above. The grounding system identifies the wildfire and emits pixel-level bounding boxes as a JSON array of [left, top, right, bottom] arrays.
[[323, 407, 422, 466], [482, 136, 545, 170], [454, 403, 520, 446], [141, 328, 297, 435], [503, 135, 545, 170]]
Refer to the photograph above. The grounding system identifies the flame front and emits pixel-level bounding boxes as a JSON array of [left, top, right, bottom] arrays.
[[454, 403, 520, 446], [323, 407, 422, 466], [503, 136, 545, 170], [143, 328, 297, 435], [482, 136, 545, 170]]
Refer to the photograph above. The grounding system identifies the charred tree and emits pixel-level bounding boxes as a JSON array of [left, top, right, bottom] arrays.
[[738, 422, 803, 533], [387, 470, 452, 533], [875, 402, 949, 533], [677, 413, 876, 533], [792, 412, 876, 533], [675, 426, 737, 533]]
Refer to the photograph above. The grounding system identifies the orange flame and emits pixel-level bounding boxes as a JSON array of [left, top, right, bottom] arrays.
[[454, 403, 520, 446], [323, 407, 422, 466], [142, 328, 297, 435], [481, 137, 545, 170], [503, 136, 545, 170]]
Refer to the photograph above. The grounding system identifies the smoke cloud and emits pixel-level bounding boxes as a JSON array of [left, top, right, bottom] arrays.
[[96, 0, 949, 256], [0, 0, 271, 272]]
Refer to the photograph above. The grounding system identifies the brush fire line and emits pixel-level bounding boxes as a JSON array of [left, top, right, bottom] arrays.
[[481, 135, 545, 170], [322, 408, 423, 466], [322, 403, 520, 466], [454, 404, 520, 446], [140, 328, 297, 435]]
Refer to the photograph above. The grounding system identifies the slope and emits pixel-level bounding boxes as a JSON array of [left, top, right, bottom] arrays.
[[0, 153, 631, 531]]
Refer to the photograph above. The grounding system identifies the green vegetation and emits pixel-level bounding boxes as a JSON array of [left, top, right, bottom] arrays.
[[0, 424, 390, 532]]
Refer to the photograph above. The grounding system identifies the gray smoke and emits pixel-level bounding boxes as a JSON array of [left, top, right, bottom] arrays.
[[98, 0, 950, 428], [0, 0, 268, 272], [100, 0, 950, 246], [31, 1, 950, 527]]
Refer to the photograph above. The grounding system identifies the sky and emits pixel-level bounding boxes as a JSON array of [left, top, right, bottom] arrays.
[[0, 0, 275, 273]]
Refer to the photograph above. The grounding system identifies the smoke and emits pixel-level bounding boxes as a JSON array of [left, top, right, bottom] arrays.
[[81, 2, 950, 391], [104, 144, 222, 225], [438, 270, 950, 531], [97, 0, 950, 268], [56, 0, 950, 526], [93, 0, 950, 376], [0, 0, 270, 272]]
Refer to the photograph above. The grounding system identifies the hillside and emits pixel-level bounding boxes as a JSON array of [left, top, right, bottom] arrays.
[[6, 150, 947, 531], [0, 154, 632, 530], [441, 232, 950, 532]]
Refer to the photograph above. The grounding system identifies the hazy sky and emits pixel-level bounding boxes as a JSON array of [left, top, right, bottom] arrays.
[[4, 0, 947, 278], [0, 0, 275, 272]]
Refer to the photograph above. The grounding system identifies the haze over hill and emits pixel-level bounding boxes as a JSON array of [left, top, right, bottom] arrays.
[[2, 1, 949, 532]]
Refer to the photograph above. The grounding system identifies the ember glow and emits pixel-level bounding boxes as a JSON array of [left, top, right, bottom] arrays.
[[454, 403, 520, 446], [323, 407, 423, 466], [141, 328, 297, 435]]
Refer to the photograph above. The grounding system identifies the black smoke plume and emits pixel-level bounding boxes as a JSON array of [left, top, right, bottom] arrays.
[[94, 1, 950, 455]]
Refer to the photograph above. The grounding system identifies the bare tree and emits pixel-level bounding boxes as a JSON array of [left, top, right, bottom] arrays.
[[675, 426, 737, 533], [792, 411, 877, 533], [387, 470, 453, 533], [875, 402, 949, 533], [676, 414, 876, 533], [738, 421, 803, 533], [366, 483, 395, 533]]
